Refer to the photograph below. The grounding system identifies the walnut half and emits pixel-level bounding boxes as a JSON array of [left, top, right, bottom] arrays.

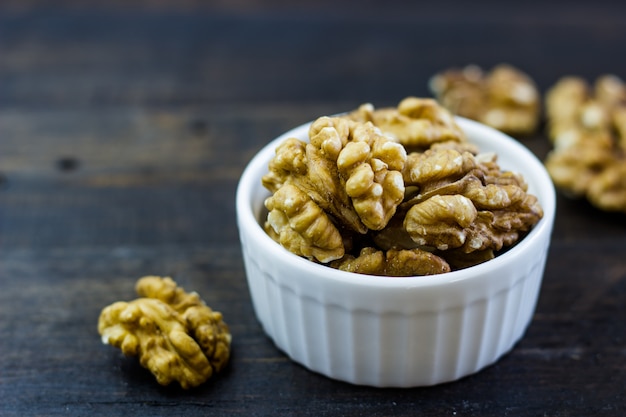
[[429, 64, 540, 136], [98, 276, 231, 389], [544, 75, 626, 213]]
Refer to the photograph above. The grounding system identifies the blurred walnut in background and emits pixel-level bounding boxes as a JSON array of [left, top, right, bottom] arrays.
[[544, 75, 626, 213], [429, 64, 541, 136]]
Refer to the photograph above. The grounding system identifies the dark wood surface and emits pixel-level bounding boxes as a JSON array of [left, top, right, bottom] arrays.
[[1, 1, 626, 416]]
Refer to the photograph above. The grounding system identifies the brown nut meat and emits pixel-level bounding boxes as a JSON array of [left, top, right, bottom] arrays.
[[265, 183, 345, 263], [587, 163, 626, 212], [330, 246, 451, 276], [263, 116, 407, 235], [403, 147, 477, 188], [544, 131, 616, 197], [402, 147, 542, 253], [545, 76, 591, 143], [404, 194, 478, 251], [430, 64, 540, 136], [335, 121, 407, 230], [346, 97, 466, 150], [404, 194, 540, 254], [401, 148, 530, 210], [441, 248, 495, 270], [98, 276, 231, 389], [262, 132, 366, 234], [261, 98, 543, 274], [544, 75, 626, 212]]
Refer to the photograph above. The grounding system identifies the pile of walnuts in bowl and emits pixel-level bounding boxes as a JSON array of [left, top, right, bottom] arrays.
[[261, 97, 544, 276]]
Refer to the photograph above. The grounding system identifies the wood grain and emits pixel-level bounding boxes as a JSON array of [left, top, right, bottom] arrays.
[[1, 2, 625, 416]]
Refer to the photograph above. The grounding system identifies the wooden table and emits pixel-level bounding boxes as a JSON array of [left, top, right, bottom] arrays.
[[1, 1, 625, 415]]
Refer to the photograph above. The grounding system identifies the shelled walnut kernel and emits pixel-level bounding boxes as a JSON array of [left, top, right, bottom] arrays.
[[261, 98, 543, 276], [544, 75, 626, 212], [98, 276, 231, 389], [429, 64, 541, 136]]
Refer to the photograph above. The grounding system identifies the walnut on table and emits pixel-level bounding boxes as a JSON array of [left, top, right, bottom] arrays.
[[98, 276, 231, 389], [429, 64, 541, 136], [587, 163, 626, 212], [261, 98, 543, 275], [544, 75, 626, 212]]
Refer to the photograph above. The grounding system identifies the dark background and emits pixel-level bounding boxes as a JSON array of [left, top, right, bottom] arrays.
[[1, 1, 625, 416]]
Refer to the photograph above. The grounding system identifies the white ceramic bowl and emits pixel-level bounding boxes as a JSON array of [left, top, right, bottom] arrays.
[[236, 117, 556, 387]]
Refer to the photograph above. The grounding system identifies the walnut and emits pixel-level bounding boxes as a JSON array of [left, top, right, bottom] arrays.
[[334, 121, 407, 230], [428, 64, 486, 121], [595, 74, 626, 110], [260, 98, 543, 275], [330, 247, 451, 276], [261, 137, 308, 194], [430, 64, 540, 136], [263, 115, 407, 237], [429, 139, 481, 155], [403, 147, 477, 188], [544, 75, 626, 212], [612, 107, 626, 150], [545, 76, 589, 143], [404, 193, 540, 254], [98, 276, 231, 389], [401, 147, 542, 253], [262, 131, 366, 234], [370, 215, 421, 251], [404, 194, 478, 251], [442, 248, 495, 270], [346, 97, 466, 150], [587, 162, 626, 212], [544, 131, 616, 197], [264, 183, 345, 263], [401, 148, 530, 209]]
